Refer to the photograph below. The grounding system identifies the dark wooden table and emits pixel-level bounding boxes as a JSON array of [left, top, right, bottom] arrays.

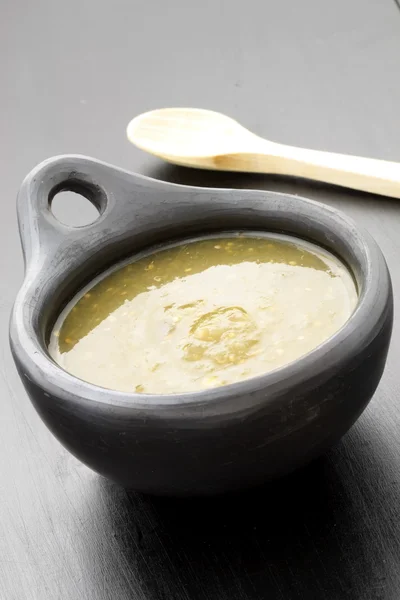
[[2, 1, 400, 598]]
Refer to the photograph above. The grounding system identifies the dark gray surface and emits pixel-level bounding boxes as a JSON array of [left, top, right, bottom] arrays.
[[2, 0, 400, 597]]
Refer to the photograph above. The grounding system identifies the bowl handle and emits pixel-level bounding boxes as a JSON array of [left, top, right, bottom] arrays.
[[16, 155, 122, 269]]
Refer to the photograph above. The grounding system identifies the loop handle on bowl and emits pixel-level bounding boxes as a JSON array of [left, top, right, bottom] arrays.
[[16, 155, 114, 268]]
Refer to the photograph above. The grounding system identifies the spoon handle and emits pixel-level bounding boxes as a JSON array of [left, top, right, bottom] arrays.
[[218, 142, 400, 199], [279, 145, 400, 199]]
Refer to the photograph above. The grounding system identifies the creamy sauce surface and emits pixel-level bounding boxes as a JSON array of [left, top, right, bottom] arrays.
[[49, 234, 358, 394]]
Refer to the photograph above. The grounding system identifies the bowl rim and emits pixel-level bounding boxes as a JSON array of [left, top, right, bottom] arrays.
[[9, 155, 392, 420]]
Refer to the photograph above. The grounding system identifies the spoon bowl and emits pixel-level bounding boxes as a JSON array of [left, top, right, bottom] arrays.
[[127, 108, 269, 168]]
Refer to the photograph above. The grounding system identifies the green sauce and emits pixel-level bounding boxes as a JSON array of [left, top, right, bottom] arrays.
[[49, 233, 357, 394]]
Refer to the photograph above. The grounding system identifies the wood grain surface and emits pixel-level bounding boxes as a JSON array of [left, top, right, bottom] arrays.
[[2, 0, 400, 598]]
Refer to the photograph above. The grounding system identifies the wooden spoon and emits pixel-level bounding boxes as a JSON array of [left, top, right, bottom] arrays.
[[127, 108, 400, 199]]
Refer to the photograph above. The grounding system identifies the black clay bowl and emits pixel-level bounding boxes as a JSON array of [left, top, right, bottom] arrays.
[[9, 155, 393, 496]]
